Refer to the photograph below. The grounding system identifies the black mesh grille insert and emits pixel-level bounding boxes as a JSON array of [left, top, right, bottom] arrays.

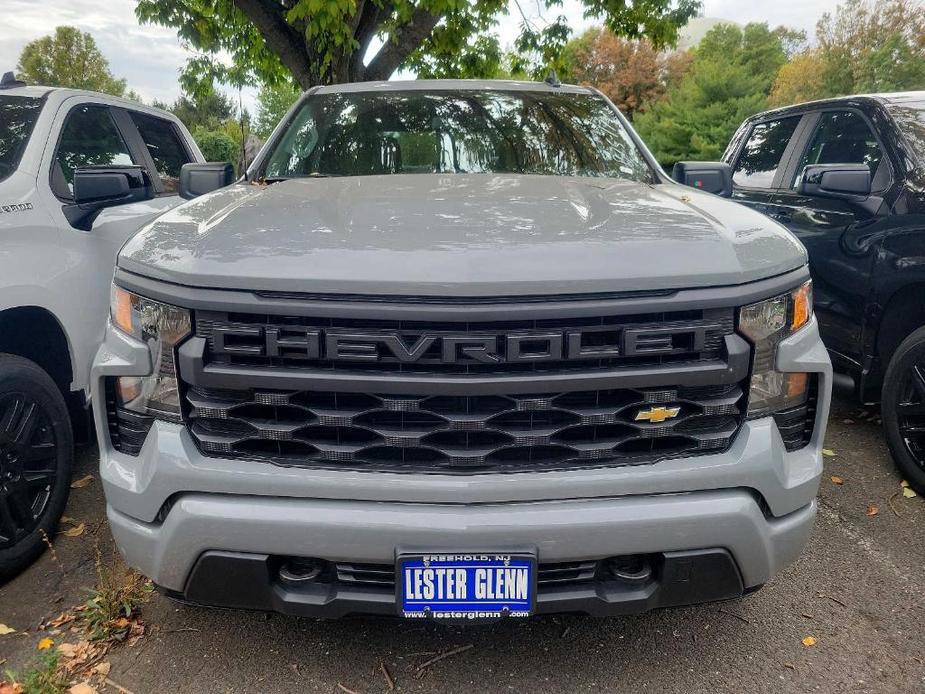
[[185, 383, 745, 472]]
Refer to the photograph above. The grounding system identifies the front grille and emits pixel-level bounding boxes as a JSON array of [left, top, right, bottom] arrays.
[[185, 383, 743, 471], [195, 308, 734, 376], [334, 560, 599, 590], [181, 302, 749, 472]]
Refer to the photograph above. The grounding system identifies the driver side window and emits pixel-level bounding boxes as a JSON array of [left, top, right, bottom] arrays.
[[792, 111, 884, 188], [52, 104, 135, 199]]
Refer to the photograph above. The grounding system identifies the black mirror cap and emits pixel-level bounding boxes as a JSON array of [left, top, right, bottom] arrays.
[[180, 162, 235, 200], [671, 161, 733, 197], [799, 163, 871, 198], [73, 165, 152, 207], [65, 166, 154, 231]]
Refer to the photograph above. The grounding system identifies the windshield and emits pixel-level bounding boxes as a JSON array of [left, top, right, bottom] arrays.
[[261, 89, 653, 181], [0, 95, 43, 183], [886, 101, 925, 167]]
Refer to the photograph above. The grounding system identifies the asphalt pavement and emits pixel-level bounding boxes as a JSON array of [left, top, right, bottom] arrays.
[[1, 395, 923, 693]]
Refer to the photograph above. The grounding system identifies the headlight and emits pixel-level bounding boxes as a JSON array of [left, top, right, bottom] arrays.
[[738, 280, 813, 419], [110, 285, 191, 423]]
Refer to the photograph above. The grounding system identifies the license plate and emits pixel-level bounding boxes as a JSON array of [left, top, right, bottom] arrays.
[[398, 553, 536, 620]]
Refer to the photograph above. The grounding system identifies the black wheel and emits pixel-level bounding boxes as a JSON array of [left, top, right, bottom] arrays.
[[882, 326, 925, 495], [0, 354, 72, 582]]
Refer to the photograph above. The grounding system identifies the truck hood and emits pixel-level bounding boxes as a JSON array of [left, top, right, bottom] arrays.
[[118, 174, 807, 297]]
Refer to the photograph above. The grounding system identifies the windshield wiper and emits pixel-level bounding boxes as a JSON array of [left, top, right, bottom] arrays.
[[263, 172, 341, 184]]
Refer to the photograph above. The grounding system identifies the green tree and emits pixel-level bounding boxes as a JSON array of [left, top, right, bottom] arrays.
[[254, 81, 303, 138], [171, 89, 237, 131], [634, 23, 792, 167], [193, 128, 239, 167], [770, 0, 925, 106], [135, 0, 700, 93], [16, 26, 127, 96]]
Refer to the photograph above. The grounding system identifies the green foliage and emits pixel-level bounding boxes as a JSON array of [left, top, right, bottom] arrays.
[[770, 0, 925, 105], [194, 127, 239, 169], [254, 81, 303, 138], [170, 89, 237, 131], [4, 651, 67, 694], [16, 26, 126, 96], [634, 23, 790, 167], [135, 0, 701, 91]]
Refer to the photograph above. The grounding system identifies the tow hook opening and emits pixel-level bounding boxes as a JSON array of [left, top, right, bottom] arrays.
[[278, 557, 325, 585], [606, 555, 655, 585]]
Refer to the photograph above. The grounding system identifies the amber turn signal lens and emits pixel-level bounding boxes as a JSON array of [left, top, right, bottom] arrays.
[[111, 286, 136, 336], [791, 281, 813, 331], [785, 372, 809, 399]]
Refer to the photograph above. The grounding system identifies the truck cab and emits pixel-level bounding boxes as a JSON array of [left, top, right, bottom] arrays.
[[717, 93, 925, 493], [0, 72, 204, 578]]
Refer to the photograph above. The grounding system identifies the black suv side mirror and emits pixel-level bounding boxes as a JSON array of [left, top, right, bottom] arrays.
[[671, 161, 733, 197], [798, 164, 871, 199], [65, 165, 154, 231], [180, 162, 235, 200]]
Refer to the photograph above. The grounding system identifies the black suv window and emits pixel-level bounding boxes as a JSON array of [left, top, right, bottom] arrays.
[[792, 110, 884, 187], [130, 112, 191, 194], [732, 116, 801, 189], [54, 105, 135, 196]]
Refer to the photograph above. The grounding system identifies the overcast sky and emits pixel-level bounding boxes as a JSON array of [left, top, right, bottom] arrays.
[[0, 0, 840, 113]]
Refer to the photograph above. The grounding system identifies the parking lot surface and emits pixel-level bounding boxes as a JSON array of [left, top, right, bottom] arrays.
[[1, 396, 923, 693]]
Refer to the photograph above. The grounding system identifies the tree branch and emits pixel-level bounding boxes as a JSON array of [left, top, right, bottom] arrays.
[[349, 0, 389, 80], [363, 5, 441, 81], [232, 0, 315, 88]]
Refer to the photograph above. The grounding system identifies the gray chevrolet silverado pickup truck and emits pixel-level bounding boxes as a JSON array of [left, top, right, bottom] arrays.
[[92, 79, 831, 620]]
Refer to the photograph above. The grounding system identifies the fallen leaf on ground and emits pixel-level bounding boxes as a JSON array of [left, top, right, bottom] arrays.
[[90, 662, 111, 677], [61, 523, 85, 538], [109, 617, 131, 629], [37, 637, 54, 650], [68, 683, 97, 694], [822, 449, 836, 457], [865, 505, 879, 517], [57, 642, 78, 657], [801, 636, 817, 647], [0, 624, 15, 635], [43, 612, 75, 629], [902, 487, 918, 498], [0, 683, 25, 694], [70, 475, 94, 489], [830, 475, 844, 485]]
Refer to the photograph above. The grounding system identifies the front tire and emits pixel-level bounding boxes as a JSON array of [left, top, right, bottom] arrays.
[[882, 326, 925, 495], [0, 354, 73, 582]]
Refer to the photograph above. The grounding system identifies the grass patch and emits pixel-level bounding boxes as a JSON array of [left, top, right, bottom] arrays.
[[83, 551, 152, 643], [3, 651, 68, 694]]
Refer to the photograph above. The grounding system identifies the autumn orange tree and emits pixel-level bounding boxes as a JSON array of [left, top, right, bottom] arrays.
[[559, 28, 691, 119]]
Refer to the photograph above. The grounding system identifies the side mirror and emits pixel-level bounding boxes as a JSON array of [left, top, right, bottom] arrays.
[[64, 166, 154, 231], [671, 161, 733, 197], [798, 164, 871, 199], [180, 162, 235, 200]]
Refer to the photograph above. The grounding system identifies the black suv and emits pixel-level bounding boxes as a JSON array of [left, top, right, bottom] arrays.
[[676, 92, 925, 492]]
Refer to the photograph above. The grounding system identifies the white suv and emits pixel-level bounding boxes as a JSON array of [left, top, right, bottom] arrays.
[[0, 72, 204, 579]]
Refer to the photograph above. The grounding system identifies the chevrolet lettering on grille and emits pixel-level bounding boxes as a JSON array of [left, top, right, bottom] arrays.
[[209, 324, 715, 364]]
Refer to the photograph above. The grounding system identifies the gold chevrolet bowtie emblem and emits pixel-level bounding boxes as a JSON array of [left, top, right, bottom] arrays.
[[634, 406, 681, 423]]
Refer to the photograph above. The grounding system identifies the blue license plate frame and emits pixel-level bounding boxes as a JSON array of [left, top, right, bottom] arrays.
[[397, 553, 536, 620]]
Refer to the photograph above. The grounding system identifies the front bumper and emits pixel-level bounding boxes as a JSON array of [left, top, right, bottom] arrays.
[[93, 314, 831, 617]]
